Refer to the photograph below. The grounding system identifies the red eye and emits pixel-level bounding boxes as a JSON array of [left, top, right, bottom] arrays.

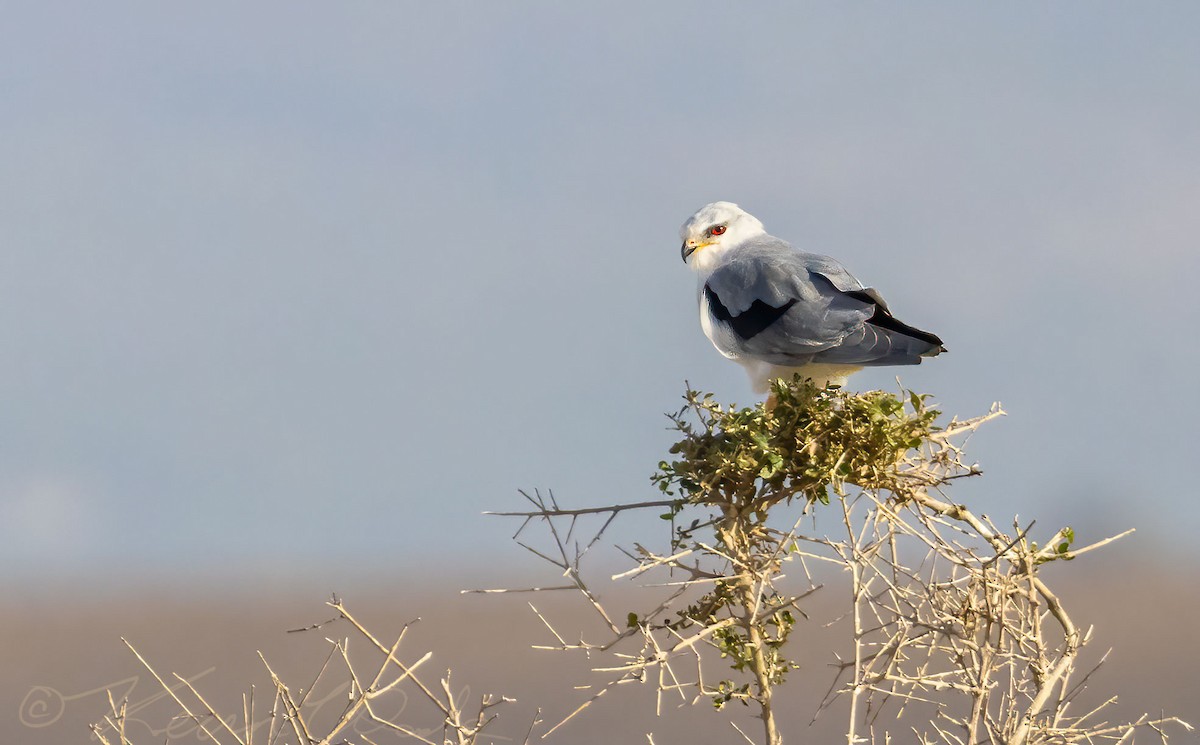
[[709, 225, 727, 236]]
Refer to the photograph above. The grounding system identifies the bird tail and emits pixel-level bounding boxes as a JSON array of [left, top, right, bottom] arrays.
[[814, 292, 946, 366]]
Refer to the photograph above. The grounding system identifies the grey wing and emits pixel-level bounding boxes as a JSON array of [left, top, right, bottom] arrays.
[[703, 242, 871, 364], [704, 240, 944, 367]]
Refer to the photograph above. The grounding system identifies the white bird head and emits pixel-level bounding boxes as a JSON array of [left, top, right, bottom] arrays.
[[679, 201, 766, 273]]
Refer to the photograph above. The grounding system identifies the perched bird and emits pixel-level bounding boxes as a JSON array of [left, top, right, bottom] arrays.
[[680, 201, 945, 393]]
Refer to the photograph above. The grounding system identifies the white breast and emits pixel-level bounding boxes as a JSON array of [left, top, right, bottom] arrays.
[[698, 287, 738, 360]]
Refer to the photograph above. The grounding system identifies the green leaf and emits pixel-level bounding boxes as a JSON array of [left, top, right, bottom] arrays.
[[1056, 527, 1075, 554]]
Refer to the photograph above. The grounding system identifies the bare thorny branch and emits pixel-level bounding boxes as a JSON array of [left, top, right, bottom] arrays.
[[90, 598, 534, 745]]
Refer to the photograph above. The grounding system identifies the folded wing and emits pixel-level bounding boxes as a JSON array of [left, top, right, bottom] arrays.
[[702, 240, 944, 368]]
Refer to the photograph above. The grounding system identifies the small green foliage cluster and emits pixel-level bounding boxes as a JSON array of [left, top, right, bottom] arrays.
[[653, 376, 941, 509], [709, 608, 798, 710], [1054, 527, 1076, 555], [659, 581, 799, 710], [1033, 526, 1076, 564]]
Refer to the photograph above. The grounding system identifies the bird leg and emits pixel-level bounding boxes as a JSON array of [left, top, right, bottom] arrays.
[[765, 392, 779, 413]]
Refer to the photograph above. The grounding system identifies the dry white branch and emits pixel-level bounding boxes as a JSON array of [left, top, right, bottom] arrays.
[[91, 600, 523, 745]]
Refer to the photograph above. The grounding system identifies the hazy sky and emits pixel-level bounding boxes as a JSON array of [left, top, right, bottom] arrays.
[[3, 2, 1198, 589]]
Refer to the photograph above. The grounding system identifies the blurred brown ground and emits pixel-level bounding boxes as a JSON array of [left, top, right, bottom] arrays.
[[4, 557, 1197, 744]]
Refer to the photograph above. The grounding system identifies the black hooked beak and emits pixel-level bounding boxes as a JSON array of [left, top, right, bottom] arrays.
[[681, 242, 695, 262]]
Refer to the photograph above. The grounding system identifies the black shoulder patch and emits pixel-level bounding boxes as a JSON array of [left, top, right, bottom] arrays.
[[705, 284, 797, 341], [843, 289, 945, 349]]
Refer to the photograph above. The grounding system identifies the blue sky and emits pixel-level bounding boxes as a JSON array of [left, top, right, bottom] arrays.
[[2, 2, 1198, 587]]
